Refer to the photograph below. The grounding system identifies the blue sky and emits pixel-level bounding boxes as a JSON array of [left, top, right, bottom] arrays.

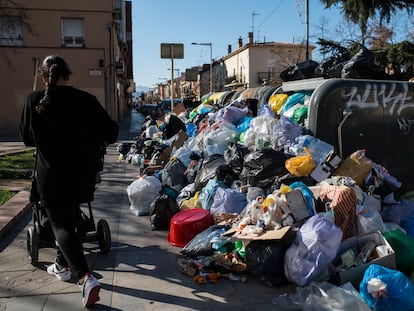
[[130, 0, 408, 89]]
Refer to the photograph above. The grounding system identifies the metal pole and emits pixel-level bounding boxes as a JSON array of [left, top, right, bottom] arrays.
[[209, 43, 212, 94], [305, 0, 309, 61], [170, 45, 174, 112]]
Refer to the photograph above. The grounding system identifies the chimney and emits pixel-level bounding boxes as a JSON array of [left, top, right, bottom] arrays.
[[227, 44, 232, 54], [248, 32, 253, 44], [238, 36, 243, 48]]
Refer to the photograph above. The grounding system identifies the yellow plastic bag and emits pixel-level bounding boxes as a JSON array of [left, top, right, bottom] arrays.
[[269, 93, 288, 115], [285, 148, 316, 176]]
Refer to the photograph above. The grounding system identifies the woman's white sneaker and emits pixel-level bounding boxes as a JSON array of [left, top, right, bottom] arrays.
[[79, 273, 101, 307], [47, 263, 72, 281]]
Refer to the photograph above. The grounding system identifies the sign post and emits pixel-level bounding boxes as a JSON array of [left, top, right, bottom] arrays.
[[160, 43, 184, 111]]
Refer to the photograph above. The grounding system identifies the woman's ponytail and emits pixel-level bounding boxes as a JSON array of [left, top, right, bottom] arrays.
[[36, 55, 71, 114]]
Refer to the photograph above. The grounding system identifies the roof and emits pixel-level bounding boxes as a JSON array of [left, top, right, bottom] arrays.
[[222, 41, 316, 61]]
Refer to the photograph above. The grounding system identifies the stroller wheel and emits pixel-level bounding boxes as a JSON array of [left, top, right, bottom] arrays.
[[97, 219, 111, 254], [27, 226, 39, 266]]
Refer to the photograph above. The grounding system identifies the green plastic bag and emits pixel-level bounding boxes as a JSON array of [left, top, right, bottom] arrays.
[[383, 228, 414, 277], [292, 105, 308, 125]]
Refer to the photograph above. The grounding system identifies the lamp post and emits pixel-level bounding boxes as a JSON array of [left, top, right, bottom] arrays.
[[167, 68, 180, 98], [191, 42, 212, 94]]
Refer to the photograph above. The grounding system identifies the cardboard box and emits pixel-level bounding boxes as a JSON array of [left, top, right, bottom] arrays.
[[332, 231, 396, 287], [223, 225, 296, 247], [285, 189, 310, 221], [311, 151, 342, 182]]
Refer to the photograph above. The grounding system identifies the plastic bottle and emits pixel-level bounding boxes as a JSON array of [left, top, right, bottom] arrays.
[[333, 149, 373, 186], [293, 135, 334, 165]]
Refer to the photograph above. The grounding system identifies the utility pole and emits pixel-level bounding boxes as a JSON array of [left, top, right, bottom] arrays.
[[305, 0, 309, 61], [294, 0, 309, 60]]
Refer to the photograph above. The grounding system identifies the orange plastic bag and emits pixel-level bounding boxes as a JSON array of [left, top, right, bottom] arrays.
[[285, 148, 316, 177]]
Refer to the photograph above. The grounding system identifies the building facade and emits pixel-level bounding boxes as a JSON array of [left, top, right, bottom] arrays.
[[0, 0, 133, 138], [189, 33, 313, 99], [223, 33, 313, 89]]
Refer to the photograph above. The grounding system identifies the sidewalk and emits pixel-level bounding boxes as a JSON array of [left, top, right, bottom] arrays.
[[0, 111, 297, 310], [0, 141, 29, 156]]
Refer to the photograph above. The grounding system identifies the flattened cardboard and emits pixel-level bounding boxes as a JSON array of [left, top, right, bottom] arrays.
[[156, 131, 188, 165], [223, 226, 295, 247]]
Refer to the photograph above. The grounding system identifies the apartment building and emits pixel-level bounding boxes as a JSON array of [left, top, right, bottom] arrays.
[[223, 32, 313, 89], [0, 0, 133, 138]]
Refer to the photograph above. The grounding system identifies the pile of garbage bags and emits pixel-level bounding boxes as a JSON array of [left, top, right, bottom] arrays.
[[121, 88, 414, 310]]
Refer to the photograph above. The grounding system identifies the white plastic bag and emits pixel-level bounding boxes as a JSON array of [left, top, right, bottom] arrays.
[[202, 122, 239, 156], [357, 194, 386, 234], [243, 115, 277, 151], [272, 281, 371, 311], [127, 175, 162, 216]]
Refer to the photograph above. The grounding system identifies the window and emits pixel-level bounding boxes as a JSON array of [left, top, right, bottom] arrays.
[[0, 16, 23, 46], [61, 18, 84, 47], [266, 59, 277, 76]]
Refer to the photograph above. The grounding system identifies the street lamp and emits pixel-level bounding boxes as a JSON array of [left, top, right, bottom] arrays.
[[168, 69, 181, 98], [191, 42, 212, 94]]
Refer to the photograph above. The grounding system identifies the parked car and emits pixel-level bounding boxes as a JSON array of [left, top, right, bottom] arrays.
[[141, 103, 158, 116]]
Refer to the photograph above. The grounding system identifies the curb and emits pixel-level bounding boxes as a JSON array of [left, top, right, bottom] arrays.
[[0, 190, 31, 240]]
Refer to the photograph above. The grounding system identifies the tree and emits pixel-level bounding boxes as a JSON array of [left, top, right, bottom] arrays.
[[367, 19, 394, 49], [0, 0, 36, 67], [374, 40, 414, 78], [320, 0, 414, 44]]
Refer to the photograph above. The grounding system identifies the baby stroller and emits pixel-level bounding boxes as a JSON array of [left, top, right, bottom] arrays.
[[26, 162, 111, 266]]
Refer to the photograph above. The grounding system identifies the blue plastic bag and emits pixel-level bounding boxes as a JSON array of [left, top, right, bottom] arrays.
[[198, 179, 227, 211], [360, 264, 414, 311], [210, 187, 247, 214]]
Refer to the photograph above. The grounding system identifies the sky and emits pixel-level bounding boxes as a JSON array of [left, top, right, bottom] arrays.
[[129, 0, 406, 89]]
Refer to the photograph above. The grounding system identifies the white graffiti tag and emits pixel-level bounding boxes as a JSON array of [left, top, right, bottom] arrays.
[[343, 83, 414, 116], [397, 117, 414, 135]]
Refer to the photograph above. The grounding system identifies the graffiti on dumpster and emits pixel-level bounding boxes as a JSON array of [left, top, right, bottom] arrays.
[[341, 82, 414, 134], [342, 83, 414, 116], [397, 117, 414, 135]]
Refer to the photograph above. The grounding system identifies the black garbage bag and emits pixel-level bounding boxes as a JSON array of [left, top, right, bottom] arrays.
[[194, 154, 226, 191], [215, 164, 239, 187], [273, 174, 317, 189], [341, 47, 385, 80], [314, 52, 351, 78], [185, 152, 203, 184], [161, 158, 188, 193], [181, 225, 229, 258], [117, 142, 133, 157], [149, 193, 179, 230], [240, 148, 288, 188], [163, 114, 186, 139], [280, 60, 319, 82], [245, 240, 288, 288], [224, 142, 249, 175]]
